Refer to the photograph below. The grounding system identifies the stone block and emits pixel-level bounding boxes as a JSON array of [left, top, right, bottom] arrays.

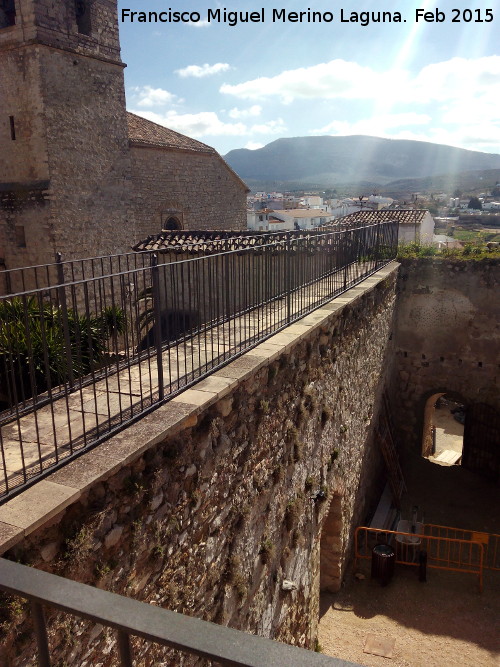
[[0, 481, 80, 536], [104, 525, 124, 549]]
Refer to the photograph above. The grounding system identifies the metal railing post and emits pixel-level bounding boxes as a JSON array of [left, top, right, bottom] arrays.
[[285, 236, 292, 324], [343, 230, 349, 290], [55, 253, 75, 391], [374, 222, 381, 268], [117, 630, 133, 667], [151, 254, 164, 401], [31, 600, 51, 667]]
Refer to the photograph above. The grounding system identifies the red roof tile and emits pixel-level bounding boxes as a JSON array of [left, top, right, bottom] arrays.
[[336, 209, 430, 225], [127, 112, 216, 154]]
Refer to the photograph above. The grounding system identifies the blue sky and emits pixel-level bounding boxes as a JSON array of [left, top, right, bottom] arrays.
[[119, 1, 500, 156]]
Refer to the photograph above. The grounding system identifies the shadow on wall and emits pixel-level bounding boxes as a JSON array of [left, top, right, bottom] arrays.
[[138, 309, 200, 351]]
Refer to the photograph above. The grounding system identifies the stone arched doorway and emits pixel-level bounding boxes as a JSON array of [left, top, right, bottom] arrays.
[[421, 392, 500, 480], [421, 391, 466, 464]]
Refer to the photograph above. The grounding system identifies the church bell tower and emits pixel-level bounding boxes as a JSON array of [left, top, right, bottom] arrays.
[[0, 0, 131, 271]]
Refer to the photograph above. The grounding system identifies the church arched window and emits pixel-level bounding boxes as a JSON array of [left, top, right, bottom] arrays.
[[75, 0, 92, 35], [0, 0, 16, 28], [164, 217, 181, 231]]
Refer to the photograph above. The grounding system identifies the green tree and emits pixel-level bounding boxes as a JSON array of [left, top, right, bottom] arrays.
[[468, 197, 482, 210]]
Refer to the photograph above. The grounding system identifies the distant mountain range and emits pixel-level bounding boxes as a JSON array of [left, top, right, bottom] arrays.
[[224, 136, 500, 193]]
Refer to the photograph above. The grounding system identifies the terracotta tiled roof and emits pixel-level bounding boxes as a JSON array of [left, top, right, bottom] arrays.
[[335, 209, 430, 226], [127, 112, 217, 154], [133, 230, 326, 254], [126, 112, 249, 191]]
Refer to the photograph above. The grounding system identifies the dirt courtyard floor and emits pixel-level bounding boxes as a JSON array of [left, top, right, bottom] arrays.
[[319, 566, 499, 667], [319, 450, 500, 666]]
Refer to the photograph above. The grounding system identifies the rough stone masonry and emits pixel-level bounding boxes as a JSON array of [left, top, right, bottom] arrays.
[[0, 265, 398, 665]]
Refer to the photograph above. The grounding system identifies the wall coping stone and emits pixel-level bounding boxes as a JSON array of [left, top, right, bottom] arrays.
[[0, 261, 399, 555]]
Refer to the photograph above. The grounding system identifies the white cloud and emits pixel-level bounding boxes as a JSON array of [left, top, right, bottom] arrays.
[[188, 18, 210, 27], [129, 109, 247, 137], [220, 55, 500, 108], [128, 108, 289, 145], [250, 118, 287, 134], [245, 141, 264, 150], [228, 105, 262, 119], [220, 55, 500, 152], [220, 59, 400, 103], [176, 63, 231, 78], [311, 113, 431, 136], [413, 56, 500, 103], [131, 86, 181, 107]]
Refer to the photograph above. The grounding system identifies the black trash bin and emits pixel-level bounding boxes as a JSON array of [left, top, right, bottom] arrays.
[[371, 544, 395, 586]]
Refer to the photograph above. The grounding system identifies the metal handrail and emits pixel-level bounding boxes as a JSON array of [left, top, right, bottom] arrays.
[[0, 222, 398, 502], [0, 558, 357, 667]]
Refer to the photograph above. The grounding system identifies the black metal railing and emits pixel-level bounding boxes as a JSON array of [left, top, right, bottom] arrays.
[[0, 222, 398, 502], [0, 558, 358, 666]]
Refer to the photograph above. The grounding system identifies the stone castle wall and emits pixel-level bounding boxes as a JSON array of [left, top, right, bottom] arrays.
[[0, 265, 398, 666], [391, 257, 500, 453]]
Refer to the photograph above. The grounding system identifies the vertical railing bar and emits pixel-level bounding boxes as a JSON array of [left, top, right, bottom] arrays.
[[172, 260, 181, 392], [20, 293, 43, 471], [31, 600, 51, 667], [98, 266, 114, 426], [121, 266, 136, 411], [0, 427, 9, 495], [163, 258, 174, 394], [151, 254, 164, 401], [69, 277, 88, 451], [82, 280, 101, 438], [56, 253, 75, 392], [116, 629, 133, 667], [36, 288, 60, 463]]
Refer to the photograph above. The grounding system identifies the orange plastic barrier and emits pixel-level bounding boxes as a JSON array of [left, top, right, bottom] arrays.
[[424, 524, 500, 572], [354, 525, 484, 592]]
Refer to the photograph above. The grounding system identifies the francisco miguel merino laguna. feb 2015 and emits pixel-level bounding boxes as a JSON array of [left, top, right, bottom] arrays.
[[120, 7, 495, 25]]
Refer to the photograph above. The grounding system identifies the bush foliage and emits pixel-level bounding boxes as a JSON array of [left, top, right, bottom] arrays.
[[0, 298, 125, 406], [396, 242, 500, 261]]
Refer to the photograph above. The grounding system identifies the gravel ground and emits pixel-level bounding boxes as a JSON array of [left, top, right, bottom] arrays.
[[319, 566, 499, 667]]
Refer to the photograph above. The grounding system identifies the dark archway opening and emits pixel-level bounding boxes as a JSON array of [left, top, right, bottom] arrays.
[[0, 0, 16, 28], [75, 0, 92, 35], [163, 217, 181, 231]]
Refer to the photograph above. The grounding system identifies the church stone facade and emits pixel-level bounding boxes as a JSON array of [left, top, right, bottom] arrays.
[[0, 0, 248, 273]]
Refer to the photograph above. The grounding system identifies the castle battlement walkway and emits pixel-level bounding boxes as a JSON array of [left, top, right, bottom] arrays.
[[0, 225, 398, 502]]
